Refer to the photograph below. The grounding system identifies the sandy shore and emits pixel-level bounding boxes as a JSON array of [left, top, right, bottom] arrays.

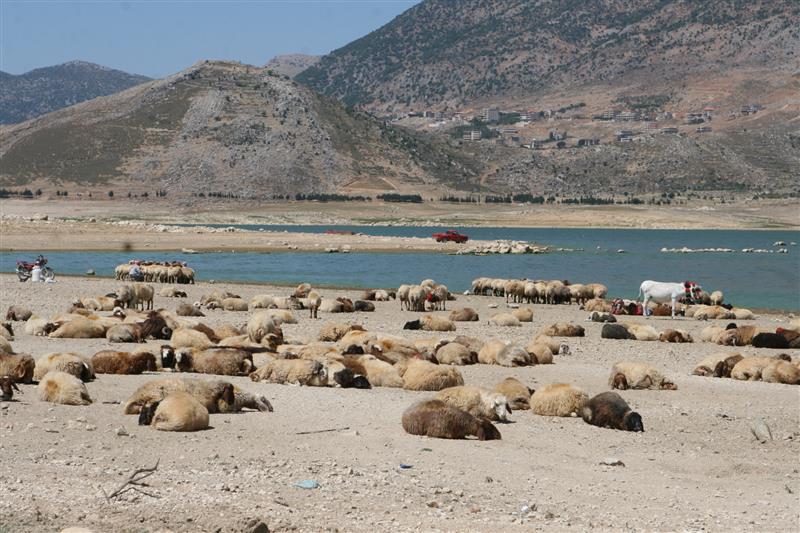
[[0, 274, 798, 532]]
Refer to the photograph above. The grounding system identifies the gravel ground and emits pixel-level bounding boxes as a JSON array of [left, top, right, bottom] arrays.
[[0, 274, 798, 533]]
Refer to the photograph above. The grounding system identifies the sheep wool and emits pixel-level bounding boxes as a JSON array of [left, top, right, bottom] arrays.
[[397, 359, 464, 391], [38, 371, 92, 405], [436, 386, 511, 421], [530, 383, 588, 417], [609, 362, 676, 390], [492, 377, 533, 410], [401, 399, 502, 441], [149, 392, 210, 432]]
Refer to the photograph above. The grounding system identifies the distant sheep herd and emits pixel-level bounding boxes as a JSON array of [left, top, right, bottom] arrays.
[[0, 275, 798, 443]]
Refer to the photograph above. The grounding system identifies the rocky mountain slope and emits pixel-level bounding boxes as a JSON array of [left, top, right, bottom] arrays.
[[0, 61, 480, 196], [265, 54, 321, 77], [297, 0, 799, 111], [0, 61, 150, 124]]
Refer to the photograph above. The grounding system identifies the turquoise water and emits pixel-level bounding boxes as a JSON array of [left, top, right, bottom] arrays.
[[3, 228, 798, 310]]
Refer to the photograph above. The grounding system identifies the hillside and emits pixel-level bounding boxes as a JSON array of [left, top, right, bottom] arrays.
[[297, 0, 799, 111], [0, 61, 150, 124], [265, 54, 321, 77], [0, 61, 481, 197]]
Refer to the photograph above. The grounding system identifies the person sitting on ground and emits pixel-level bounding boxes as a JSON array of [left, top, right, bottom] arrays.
[[129, 262, 144, 282]]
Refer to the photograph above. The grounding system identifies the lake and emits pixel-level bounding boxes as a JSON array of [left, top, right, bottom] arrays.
[[2, 227, 798, 311]]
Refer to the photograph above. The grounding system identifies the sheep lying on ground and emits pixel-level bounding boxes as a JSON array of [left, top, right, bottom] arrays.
[[761, 360, 800, 384], [524, 342, 554, 364], [589, 312, 616, 323], [170, 327, 214, 350], [512, 308, 534, 322], [717, 325, 763, 346], [47, 318, 106, 339], [124, 377, 273, 414], [693, 353, 744, 378], [246, 311, 284, 346], [401, 399, 502, 440], [403, 315, 456, 332], [34, 353, 94, 382], [341, 355, 403, 388], [449, 308, 479, 322], [625, 323, 659, 341], [751, 332, 790, 349], [5, 305, 32, 321], [434, 342, 476, 365], [24, 315, 49, 336], [530, 384, 588, 417], [176, 348, 254, 376], [38, 371, 92, 405], [609, 362, 677, 390], [582, 392, 644, 432], [699, 325, 725, 343], [0, 353, 35, 383], [318, 323, 364, 342], [436, 386, 511, 421], [492, 377, 533, 410], [584, 298, 612, 313], [731, 355, 792, 382], [532, 334, 568, 355], [0, 336, 12, 354], [176, 303, 204, 317], [601, 323, 635, 340], [541, 323, 585, 337], [489, 313, 521, 327], [249, 359, 327, 386], [396, 359, 464, 391], [158, 287, 187, 298], [138, 391, 210, 432], [659, 329, 693, 343], [478, 339, 530, 367], [92, 350, 157, 375]]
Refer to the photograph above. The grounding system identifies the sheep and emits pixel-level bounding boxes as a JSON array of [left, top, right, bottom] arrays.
[[709, 290, 724, 305], [106, 313, 172, 343], [138, 391, 210, 431], [659, 329, 693, 343], [76, 296, 120, 312], [341, 355, 403, 388], [158, 286, 187, 298], [0, 375, 20, 401], [169, 327, 214, 350], [397, 284, 411, 310], [436, 386, 511, 421], [403, 314, 456, 332], [525, 343, 554, 365], [373, 289, 390, 301], [407, 285, 428, 312], [34, 353, 94, 382], [532, 334, 568, 355], [401, 399, 502, 440], [176, 303, 205, 317], [0, 336, 12, 354], [265, 309, 297, 326], [584, 298, 612, 313], [318, 323, 364, 342], [176, 347, 254, 376], [124, 377, 273, 414], [699, 325, 725, 343], [47, 318, 106, 339], [731, 356, 790, 381], [751, 332, 790, 349], [250, 359, 327, 386], [478, 339, 530, 366], [220, 297, 249, 312], [693, 353, 744, 377], [38, 371, 92, 405], [601, 323, 635, 340], [5, 305, 32, 321], [328, 365, 371, 389], [761, 360, 800, 385], [589, 311, 616, 323], [449, 308, 479, 322], [588, 283, 609, 299], [609, 362, 677, 390], [626, 323, 659, 341], [92, 350, 157, 374], [354, 300, 375, 312], [307, 291, 322, 319], [717, 325, 762, 346], [294, 283, 312, 298], [0, 322, 12, 341], [396, 359, 464, 391], [434, 342, 476, 365], [493, 377, 533, 410], [731, 308, 755, 320], [489, 313, 521, 327], [413, 338, 450, 360], [246, 311, 283, 345], [133, 284, 155, 311], [0, 353, 35, 383], [541, 323, 585, 337], [582, 392, 644, 432], [530, 384, 588, 417], [451, 335, 484, 357]]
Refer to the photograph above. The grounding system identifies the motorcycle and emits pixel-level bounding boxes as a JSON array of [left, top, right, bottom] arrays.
[[16, 255, 55, 282]]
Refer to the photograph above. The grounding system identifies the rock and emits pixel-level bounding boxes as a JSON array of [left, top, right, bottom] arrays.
[[244, 520, 270, 533], [599, 458, 625, 467], [750, 418, 772, 443], [86, 269, 95, 276], [115, 427, 129, 437]]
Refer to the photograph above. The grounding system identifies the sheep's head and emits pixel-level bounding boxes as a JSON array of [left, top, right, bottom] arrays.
[[611, 372, 628, 390], [624, 411, 644, 432], [0, 375, 20, 401], [476, 420, 502, 441], [218, 384, 236, 412], [160, 345, 176, 370], [403, 319, 422, 330], [1, 322, 13, 337], [352, 375, 371, 389], [175, 348, 193, 372], [80, 362, 94, 382], [138, 402, 159, 425], [489, 393, 512, 422], [660, 380, 678, 390]]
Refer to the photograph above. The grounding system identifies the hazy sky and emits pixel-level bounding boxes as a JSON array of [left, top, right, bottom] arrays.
[[1, 0, 419, 78]]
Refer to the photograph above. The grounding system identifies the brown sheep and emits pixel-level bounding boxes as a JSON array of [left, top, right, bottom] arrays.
[[176, 347, 254, 376], [530, 384, 588, 417], [731, 356, 791, 381], [436, 386, 511, 421], [169, 327, 214, 350], [0, 353, 35, 384], [717, 325, 762, 346], [761, 360, 800, 385], [583, 298, 612, 313], [124, 377, 273, 414], [47, 318, 106, 339], [92, 350, 157, 375], [541, 323, 585, 337], [659, 329, 694, 343], [525, 343, 554, 365], [5, 305, 33, 321], [434, 342, 476, 365], [582, 392, 644, 432], [341, 355, 403, 388], [38, 371, 92, 405], [401, 399, 502, 440], [396, 358, 464, 391], [609, 362, 677, 390], [1, 375, 20, 401], [448, 308, 479, 322], [477, 339, 530, 367], [692, 353, 743, 377], [512, 307, 534, 322], [492, 377, 533, 410], [489, 313, 522, 327], [138, 392, 210, 432]]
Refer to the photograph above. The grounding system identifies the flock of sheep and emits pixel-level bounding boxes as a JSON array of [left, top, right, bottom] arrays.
[[115, 262, 195, 284], [1, 275, 798, 442]]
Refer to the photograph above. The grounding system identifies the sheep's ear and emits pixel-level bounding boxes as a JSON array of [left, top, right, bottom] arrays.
[[528, 387, 535, 395]]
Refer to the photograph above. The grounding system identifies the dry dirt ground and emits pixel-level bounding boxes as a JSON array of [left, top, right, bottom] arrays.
[[0, 275, 798, 533]]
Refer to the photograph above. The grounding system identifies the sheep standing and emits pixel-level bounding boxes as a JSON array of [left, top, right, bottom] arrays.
[[530, 384, 588, 417], [692, 353, 743, 377], [436, 386, 511, 421], [38, 371, 92, 405], [401, 399, 502, 440], [582, 392, 643, 432], [307, 291, 322, 319], [138, 392, 210, 432]]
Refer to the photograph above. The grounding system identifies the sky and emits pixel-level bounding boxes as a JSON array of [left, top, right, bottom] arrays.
[[0, 0, 420, 78]]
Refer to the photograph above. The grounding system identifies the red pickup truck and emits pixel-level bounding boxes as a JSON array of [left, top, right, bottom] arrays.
[[432, 230, 469, 243]]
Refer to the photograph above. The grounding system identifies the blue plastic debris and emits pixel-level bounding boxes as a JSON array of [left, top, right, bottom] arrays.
[[293, 480, 320, 489], [399, 463, 413, 469]]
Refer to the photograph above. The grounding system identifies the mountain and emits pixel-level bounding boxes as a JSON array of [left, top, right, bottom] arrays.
[[0, 61, 481, 196], [265, 54, 321, 78], [296, 0, 799, 111], [0, 61, 151, 124]]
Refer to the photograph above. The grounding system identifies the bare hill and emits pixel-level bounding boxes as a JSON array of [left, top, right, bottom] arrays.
[[265, 54, 321, 78]]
